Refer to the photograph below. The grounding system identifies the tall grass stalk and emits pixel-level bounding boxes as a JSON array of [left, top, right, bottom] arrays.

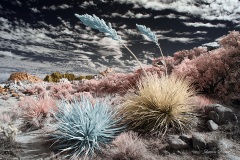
[[75, 13, 148, 76], [136, 24, 167, 76]]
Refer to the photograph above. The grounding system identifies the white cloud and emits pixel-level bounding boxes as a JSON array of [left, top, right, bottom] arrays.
[[31, 8, 40, 13], [61, 28, 73, 35], [0, 51, 14, 57], [156, 34, 207, 43], [166, 13, 177, 19], [57, 17, 71, 28], [164, 37, 195, 43], [115, 0, 240, 23], [202, 42, 220, 48], [175, 32, 192, 36], [80, 1, 96, 8], [59, 4, 71, 9], [194, 31, 208, 34], [98, 37, 122, 56], [12, 0, 22, 6], [135, 13, 151, 18], [183, 22, 226, 28], [103, 10, 150, 18], [179, 16, 190, 20], [42, 4, 72, 10], [154, 13, 190, 20]]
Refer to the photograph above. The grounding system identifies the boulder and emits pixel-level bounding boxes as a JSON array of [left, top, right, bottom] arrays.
[[205, 104, 237, 124], [179, 134, 192, 144], [8, 72, 42, 83], [207, 120, 218, 131], [192, 132, 206, 150], [167, 135, 189, 150]]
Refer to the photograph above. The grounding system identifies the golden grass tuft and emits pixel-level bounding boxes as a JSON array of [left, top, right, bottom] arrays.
[[119, 73, 196, 136]]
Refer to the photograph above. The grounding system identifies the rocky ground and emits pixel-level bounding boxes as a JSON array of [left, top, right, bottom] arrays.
[[0, 79, 240, 160]]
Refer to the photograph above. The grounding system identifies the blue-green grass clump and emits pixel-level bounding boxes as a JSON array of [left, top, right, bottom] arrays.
[[50, 96, 124, 159]]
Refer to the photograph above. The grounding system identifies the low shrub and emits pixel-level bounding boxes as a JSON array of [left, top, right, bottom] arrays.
[[119, 73, 196, 136], [18, 94, 56, 129]]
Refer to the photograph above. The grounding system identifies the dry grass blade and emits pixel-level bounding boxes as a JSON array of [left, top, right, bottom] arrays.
[[119, 73, 196, 136]]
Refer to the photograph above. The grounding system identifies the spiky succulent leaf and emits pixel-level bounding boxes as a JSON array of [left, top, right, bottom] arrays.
[[51, 96, 124, 159], [136, 24, 158, 44], [75, 13, 121, 41]]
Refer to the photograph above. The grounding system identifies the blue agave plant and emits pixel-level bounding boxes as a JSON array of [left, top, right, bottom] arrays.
[[50, 95, 124, 159]]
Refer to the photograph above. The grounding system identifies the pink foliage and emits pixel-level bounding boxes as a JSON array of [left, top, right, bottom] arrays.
[[219, 31, 240, 49], [173, 47, 208, 65], [152, 56, 175, 73], [18, 94, 57, 128], [50, 83, 75, 100], [172, 31, 240, 101], [104, 131, 155, 160], [77, 67, 165, 96], [24, 84, 46, 95], [191, 95, 215, 112]]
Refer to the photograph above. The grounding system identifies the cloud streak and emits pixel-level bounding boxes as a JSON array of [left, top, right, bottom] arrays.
[[183, 22, 226, 28], [115, 0, 240, 23]]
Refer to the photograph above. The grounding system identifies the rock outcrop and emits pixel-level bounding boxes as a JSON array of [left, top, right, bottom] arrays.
[[8, 72, 43, 83]]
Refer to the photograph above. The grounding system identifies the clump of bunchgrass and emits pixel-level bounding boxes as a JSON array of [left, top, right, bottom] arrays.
[[119, 73, 196, 136], [50, 95, 124, 159]]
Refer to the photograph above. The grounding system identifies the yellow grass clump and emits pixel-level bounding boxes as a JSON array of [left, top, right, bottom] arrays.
[[119, 73, 196, 136]]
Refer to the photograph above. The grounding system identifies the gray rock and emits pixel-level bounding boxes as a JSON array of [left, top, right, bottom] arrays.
[[225, 154, 240, 160], [179, 134, 192, 144], [192, 132, 206, 150], [207, 120, 218, 131], [205, 104, 238, 124], [205, 103, 222, 114], [217, 139, 234, 151], [209, 111, 219, 124], [167, 135, 189, 150]]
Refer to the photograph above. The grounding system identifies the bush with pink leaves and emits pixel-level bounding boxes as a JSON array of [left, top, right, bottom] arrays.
[[77, 66, 165, 96], [50, 83, 75, 100], [172, 31, 240, 101], [18, 94, 57, 129]]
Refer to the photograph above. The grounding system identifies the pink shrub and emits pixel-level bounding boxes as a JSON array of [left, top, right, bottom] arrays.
[[173, 47, 208, 65], [172, 31, 240, 101], [18, 94, 57, 128], [24, 85, 46, 95], [77, 67, 165, 96], [104, 131, 155, 160], [190, 95, 215, 112], [152, 56, 175, 74], [50, 83, 75, 100], [219, 31, 240, 49]]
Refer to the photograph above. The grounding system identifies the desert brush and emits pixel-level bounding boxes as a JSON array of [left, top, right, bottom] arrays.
[[119, 73, 195, 136]]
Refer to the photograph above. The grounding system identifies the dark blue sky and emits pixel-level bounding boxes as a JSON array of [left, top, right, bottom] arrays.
[[0, 0, 239, 74]]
